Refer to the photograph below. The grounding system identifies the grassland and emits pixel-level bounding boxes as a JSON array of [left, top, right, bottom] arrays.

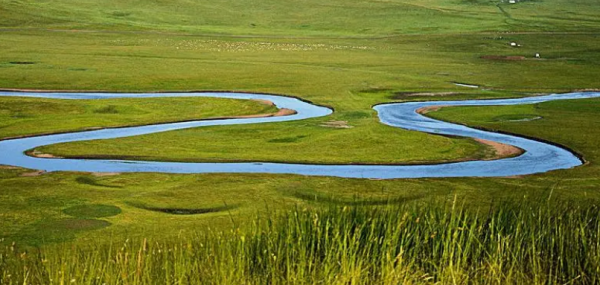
[[1, 0, 600, 283], [0, 96, 277, 139], [4, 97, 600, 248], [3, 201, 600, 284], [35, 108, 490, 164], [2, 0, 600, 36]]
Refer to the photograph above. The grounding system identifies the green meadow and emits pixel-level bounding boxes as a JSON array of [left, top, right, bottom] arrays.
[[5, 201, 600, 284], [1, 0, 600, 283], [0, 96, 277, 139]]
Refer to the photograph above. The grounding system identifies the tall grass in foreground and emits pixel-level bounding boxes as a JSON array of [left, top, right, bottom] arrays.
[[2, 200, 600, 284]]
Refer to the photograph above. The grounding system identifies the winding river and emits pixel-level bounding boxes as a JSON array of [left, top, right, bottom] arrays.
[[0, 91, 599, 179]]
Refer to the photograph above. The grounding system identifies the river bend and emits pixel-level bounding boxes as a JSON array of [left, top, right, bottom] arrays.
[[0, 91, 598, 179]]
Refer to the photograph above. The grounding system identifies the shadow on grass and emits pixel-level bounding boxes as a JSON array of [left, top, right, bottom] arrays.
[[126, 201, 239, 215], [12, 218, 111, 246], [63, 204, 122, 219], [75, 176, 122, 188]]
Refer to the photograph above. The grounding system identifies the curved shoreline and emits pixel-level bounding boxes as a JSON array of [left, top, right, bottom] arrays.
[[0, 105, 292, 142], [0, 91, 598, 179]]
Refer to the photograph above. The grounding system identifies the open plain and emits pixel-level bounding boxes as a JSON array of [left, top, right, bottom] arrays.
[[1, 0, 600, 283]]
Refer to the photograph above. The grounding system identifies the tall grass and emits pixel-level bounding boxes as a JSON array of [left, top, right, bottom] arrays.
[[2, 199, 600, 284]]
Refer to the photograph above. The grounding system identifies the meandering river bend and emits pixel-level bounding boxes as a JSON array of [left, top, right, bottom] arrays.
[[1, 91, 598, 179]]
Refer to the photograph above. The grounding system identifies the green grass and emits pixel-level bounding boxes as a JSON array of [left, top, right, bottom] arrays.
[[63, 204, 122, 219], [1, 0, 600, 281], [3, 0, 600, 36], [0, 96, 277, 139], [37, 115, 490, 164], [427, 97, 600, 178], [2, 200, 599, 284], [5, 97, 600, 248], [7, 29, 600, 164]]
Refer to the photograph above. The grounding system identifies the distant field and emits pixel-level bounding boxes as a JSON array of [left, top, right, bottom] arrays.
[[2, 0, 600, 35], [1, 0, 600, 264]]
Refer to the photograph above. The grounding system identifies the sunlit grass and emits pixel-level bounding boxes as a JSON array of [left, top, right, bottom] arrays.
[[0, 1, 600, 281], [0, 96, 277, 139], [2, 199, 599, 284]]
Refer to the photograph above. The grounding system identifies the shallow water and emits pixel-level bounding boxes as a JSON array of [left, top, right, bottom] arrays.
[[0, 91, 598, 179]]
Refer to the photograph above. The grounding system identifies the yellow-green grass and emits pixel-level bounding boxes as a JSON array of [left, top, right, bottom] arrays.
[[4, 97, 600, 247], [2, 0, 600, 36], [1, 0, 600, 250], [2, 31, 600, 102], [5, 29, 600, 164], [3, 201, 600, 284], [427, 98, 600, 180], [37, 113, 491, 165], [0, 96, 277, 139]]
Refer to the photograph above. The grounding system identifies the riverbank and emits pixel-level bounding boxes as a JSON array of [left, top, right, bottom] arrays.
[[1, 91, 595, 179]]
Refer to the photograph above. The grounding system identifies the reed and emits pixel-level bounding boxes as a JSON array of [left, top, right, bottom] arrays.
[[2, 198, 599, 284]]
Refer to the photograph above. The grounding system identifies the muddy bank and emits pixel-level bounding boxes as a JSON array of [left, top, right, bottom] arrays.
[[475, 138, 524, 159]]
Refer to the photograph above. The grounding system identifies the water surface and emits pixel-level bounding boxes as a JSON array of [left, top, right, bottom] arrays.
[[0, 91, 598, 179]]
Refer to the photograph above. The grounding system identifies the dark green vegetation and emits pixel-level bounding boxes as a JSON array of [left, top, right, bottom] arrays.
[[3, 201, 600, 284], [126, 201, 238, 215], [63, 204, 122, 219], [1, 0, 600, 283]]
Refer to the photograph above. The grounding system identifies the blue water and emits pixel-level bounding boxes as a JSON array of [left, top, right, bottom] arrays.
[[0, 91, 598, 179]]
